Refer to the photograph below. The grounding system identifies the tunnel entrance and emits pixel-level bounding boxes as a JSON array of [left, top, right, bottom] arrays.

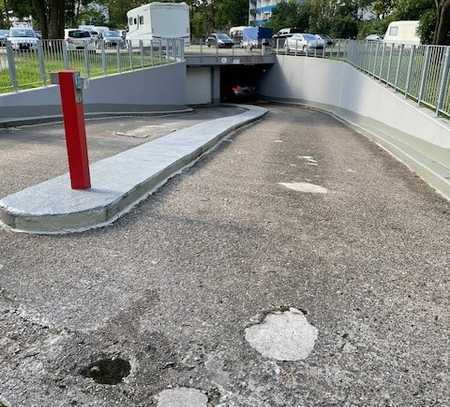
[[220, 65, 269, 103]]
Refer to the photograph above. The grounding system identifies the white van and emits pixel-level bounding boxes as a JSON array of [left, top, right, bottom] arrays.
[[384, 21, 420, 45], [126, 2, 190, 46]]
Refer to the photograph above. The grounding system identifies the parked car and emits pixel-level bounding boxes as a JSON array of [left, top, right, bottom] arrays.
[[273, 27, 303, 39], [64, 29, 95, 51], [206, 33, 234, 48], [224, 84, 256, 101], [100, 30, 125, 48], [285, 33, 322, 52], [0, 29, 9, 46], [315, 34, 333, 46], [7, 28, 38, 50], [365, 34, 383, 42]]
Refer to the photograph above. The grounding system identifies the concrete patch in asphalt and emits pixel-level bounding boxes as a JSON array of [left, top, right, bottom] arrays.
[[245, 308, 318, 361], [156, 387, 208, 407], [0, 105, 267, 234], [279, 182, 328, 194]]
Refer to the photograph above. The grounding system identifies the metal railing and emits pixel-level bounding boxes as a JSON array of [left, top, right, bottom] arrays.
[[0, 37, 184, 94], [274, 39, 450, 118], [186, 38, 272, 58]]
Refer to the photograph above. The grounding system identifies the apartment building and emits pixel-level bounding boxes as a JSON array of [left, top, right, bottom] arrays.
[[249, 0, 303, 26]]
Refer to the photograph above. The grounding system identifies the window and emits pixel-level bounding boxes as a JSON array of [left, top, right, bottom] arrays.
[[133, 17, 137, 25], [128, 17, 133, 26], [139, 16, 144, 25], [389, 26, 399, 36], [68, 30, 91, 39]]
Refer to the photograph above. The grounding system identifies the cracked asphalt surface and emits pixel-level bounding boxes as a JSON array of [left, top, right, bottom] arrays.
[[0, 104, 449, 406]]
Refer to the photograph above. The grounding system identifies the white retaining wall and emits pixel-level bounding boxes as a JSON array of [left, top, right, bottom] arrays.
[[259, 55, 450, 150]]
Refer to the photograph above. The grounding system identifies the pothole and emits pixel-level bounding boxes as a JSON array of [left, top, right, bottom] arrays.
[[279, 182, 328, 194], [80, 357, 131, 385], [156, 387, 208, 407], [245, 307, 318, 361]]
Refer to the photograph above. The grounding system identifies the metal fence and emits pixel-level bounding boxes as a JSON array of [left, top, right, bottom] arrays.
[[0, 38, 184, 94], [274, 39, 450, 118], [186, 38, 273, 58]]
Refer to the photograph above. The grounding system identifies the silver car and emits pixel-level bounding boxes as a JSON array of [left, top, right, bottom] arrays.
[[285, 33, 322, 53], [7, 28, 38, 51]]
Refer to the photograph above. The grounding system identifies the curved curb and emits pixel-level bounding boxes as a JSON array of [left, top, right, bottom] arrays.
[[0, 107, 194, 128], [0, 104, 267, 234]]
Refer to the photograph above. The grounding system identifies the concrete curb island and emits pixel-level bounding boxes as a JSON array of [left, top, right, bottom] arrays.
[[0, 105, 267, 234]]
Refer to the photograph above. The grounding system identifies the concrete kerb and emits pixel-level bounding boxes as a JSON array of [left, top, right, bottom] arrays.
[[0, 108, 194, 128], [263, 98, 450, 201], [0, 104, 268, 234]]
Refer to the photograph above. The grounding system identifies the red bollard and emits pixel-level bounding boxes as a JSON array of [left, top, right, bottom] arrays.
[[57, 70, 91, 190]]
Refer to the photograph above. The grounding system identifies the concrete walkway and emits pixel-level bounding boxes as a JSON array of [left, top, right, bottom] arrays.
[[0, 105, 266, 233], [0, 104, 448, 407]]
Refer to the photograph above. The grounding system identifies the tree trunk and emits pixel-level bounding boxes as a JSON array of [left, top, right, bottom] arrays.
[[32, 0, 48, 38], [47, 0, 64, 39], [435, 0, 450, 45]]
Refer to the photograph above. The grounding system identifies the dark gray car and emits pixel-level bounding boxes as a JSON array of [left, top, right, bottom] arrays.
[[206, 33, 234, 48]]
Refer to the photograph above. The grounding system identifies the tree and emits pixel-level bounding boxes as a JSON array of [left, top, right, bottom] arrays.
[[267, 0, 311, 33], [435, 0, 450, 44]]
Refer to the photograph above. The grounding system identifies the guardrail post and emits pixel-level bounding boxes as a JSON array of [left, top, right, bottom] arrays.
[[139, 40, 144, 67], [83, 45, 90, 78], [100, 40, 106, 74], [379, 43, 386, 79], [37, 40, 47, 86], [435, 47, 450, 116], [116, 43, 121, 72], [128, 40, 133, 68], [405, 45, 415, 98], [62, 41, 69, 69], [372, 42, 380, 76], [387, 44, 394, 84], [149, 40, 153, 65], [418, 46, 430, 105], [394, 44, 404, 90], [5, 42, 18, 91]]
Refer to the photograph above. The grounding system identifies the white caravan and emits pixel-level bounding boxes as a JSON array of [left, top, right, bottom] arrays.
[[126, 2, 190, 46], [384, 21, 420, 45]]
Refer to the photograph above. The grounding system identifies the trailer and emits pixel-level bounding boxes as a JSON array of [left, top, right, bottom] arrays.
[[126, 2, 190, 47]]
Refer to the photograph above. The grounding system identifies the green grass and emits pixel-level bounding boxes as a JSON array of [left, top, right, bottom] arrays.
[[0, 51, 168, 94]]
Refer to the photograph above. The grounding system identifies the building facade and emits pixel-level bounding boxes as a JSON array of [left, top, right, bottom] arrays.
[[249, 0, 303, 26]]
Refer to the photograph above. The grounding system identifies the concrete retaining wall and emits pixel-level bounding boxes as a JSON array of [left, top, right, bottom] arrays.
[[259, 55, 450, 150], [0, 62, 188, 123]]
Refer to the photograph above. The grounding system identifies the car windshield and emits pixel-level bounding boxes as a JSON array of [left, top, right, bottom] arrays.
[[69, 30, 91, 38], [104, 31, 120, 38], [216, 33, 230, 40], [303, 34, 316, 41], [0, 30, 9, 35], [9, 29, 35, 38]]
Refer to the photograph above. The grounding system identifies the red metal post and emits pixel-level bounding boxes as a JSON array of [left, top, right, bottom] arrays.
[[58, 70, 91, 190]]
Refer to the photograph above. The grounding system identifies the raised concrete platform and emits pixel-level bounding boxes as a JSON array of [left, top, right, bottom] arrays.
[[0, 105, 267, 234]]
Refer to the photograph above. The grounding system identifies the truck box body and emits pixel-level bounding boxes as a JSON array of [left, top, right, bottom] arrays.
[[127, 2, 190, 46], [242, 27, 272, 47]]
